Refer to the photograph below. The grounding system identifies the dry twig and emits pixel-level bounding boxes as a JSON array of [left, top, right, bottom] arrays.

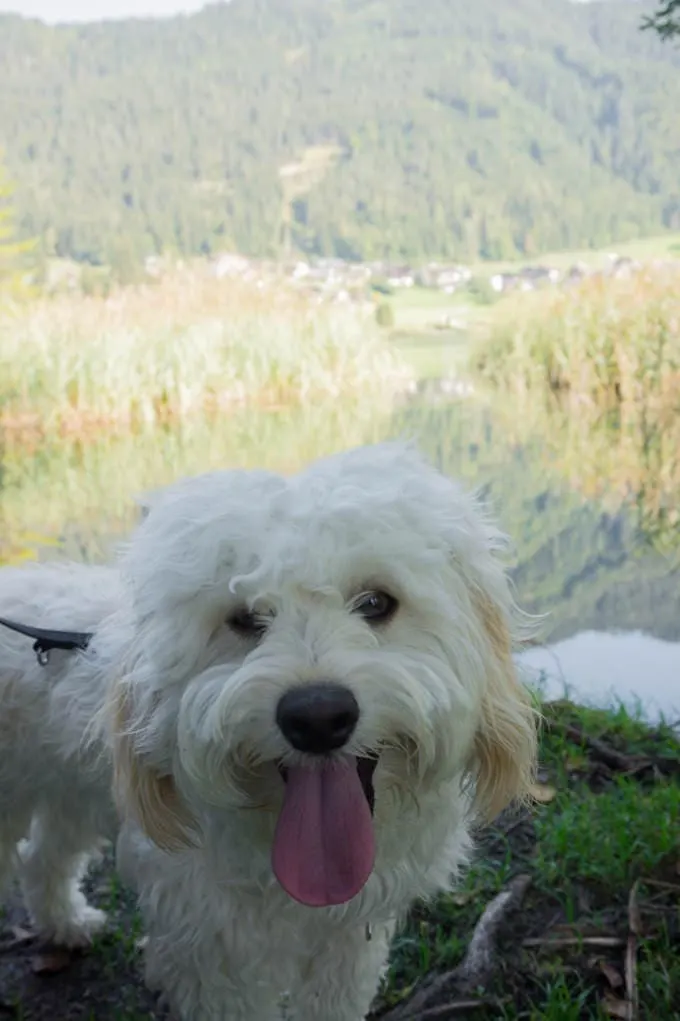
[[549, 716, 678, 779], [522, 935, 625, 949], [562, 724, 646, 773], [400, 1000, 497, 1020], [0, 925, 35, 953], [624, 881, 640, 1021], [641, 877, 680, 894], [456, 874, 532, 988]]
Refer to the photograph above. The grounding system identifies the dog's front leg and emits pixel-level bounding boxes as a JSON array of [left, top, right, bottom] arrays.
[[139, 918, 283, 1021], [145, 936, 283, 1021], [292, 920, 395, 1021]]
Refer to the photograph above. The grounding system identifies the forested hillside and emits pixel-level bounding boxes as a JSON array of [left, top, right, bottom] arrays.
[[0, 0, 678, 265]]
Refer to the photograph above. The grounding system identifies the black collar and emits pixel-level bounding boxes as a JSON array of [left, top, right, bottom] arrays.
[[0, 617, 93, 666]]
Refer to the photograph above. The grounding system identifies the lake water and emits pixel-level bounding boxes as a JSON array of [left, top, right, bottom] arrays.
[[520, 631, 680, 724], [2, 382, 679, 722]]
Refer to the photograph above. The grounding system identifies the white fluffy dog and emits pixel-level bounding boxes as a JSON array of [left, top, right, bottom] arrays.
[[0, 562, 120, 945], [0, 441, 538, 1021]]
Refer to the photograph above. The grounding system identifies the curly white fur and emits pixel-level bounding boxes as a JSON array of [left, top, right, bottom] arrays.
[[0, 564, 120, 945], [0, 441, 538, 1020]]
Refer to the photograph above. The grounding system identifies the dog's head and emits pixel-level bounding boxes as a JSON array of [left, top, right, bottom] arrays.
[[109, 442, 538, 908]]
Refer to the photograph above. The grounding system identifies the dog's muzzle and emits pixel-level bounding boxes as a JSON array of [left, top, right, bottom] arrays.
[[271, 682, 379, 909]]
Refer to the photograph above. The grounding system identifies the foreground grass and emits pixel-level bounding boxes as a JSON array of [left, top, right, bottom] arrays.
[[378, 699, 679, 1021], [0, 269, 409, 439], [1, 699, 677, 1019]]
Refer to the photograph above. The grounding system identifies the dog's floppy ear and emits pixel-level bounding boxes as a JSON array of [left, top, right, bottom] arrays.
[[470, 590, 539, 821], [111, 681, 197, 852]]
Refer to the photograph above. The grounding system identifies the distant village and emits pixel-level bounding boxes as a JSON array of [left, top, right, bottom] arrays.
[[44, 243, 675, 302], [205, 250, 655, 306]]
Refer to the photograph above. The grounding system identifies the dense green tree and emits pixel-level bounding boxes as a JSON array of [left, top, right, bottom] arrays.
[[0, 0, 678, 265], [642, 1, 680, 40]]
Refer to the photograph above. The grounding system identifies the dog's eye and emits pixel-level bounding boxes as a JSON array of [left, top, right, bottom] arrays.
[[228, 608, 271, 638], [352, 590, 398, 624]]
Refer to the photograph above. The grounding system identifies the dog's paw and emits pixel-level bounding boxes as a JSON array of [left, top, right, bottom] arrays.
[[42, 905, 108, 948]]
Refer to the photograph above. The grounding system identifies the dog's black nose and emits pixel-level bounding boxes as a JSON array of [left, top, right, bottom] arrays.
[[276, 683, 360, 754]]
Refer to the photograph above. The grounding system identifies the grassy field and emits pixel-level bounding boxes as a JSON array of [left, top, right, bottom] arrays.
[[0, 698, 677, 1020], [391, 331, 471, 380], [380, 230, 680, 341], [386, 286, 504, 342], [384, 286, 497, 381], [465, 230, 680, 278], [0, 269, 409, 440]]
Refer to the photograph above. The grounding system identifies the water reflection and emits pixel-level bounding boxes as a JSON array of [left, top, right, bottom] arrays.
[[392, 399, 680, 642], [520, 631, 680, 723], [2, 390, 678, 716], [0, 399, 394, 560]]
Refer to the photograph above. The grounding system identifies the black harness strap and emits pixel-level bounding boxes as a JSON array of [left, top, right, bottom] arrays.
[[0, 616, 93, 667]]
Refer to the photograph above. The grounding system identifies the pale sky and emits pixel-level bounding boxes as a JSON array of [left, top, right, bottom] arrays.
[[0, 0, 599, 23], [0, 0, 212, 22]]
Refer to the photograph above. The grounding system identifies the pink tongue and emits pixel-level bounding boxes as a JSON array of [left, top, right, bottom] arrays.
[[272, 758, 375, 907]]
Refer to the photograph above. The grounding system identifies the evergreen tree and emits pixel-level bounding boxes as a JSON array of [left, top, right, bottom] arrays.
[[642, 1, 680, 41], [0, 1, 678, 264]]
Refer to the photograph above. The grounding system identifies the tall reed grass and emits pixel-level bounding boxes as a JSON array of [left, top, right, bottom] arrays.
[[0, 270, 410, 439], [472, 266, 680, 410], [471, 264, 680, 549]]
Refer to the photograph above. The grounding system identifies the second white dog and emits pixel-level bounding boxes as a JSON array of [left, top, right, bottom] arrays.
[[0, 562, 119, 945]]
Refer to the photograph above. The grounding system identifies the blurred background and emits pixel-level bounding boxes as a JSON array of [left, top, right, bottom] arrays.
[[1, 0, 679, 723]]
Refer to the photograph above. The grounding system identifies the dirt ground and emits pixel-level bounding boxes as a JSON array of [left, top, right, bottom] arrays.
[[0, 851, 163, 1020]]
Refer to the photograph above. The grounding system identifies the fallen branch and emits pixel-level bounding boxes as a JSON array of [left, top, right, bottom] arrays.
[[401, 1000, 498, 1020], [602, 882, 643, 1020], [379, 874, 531, 1021], [0, 925, 36, 953], [562, 724, 645, 773], [495, 810, 531, 839], [543, 706, 653, 774], [641, 877, 680, 894], [554, 720, 679, 779], [456, 873, 532, 988], [522, 935, 625, 949], [624, 882, 640, 1021], [624, 754, 680, 780]]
